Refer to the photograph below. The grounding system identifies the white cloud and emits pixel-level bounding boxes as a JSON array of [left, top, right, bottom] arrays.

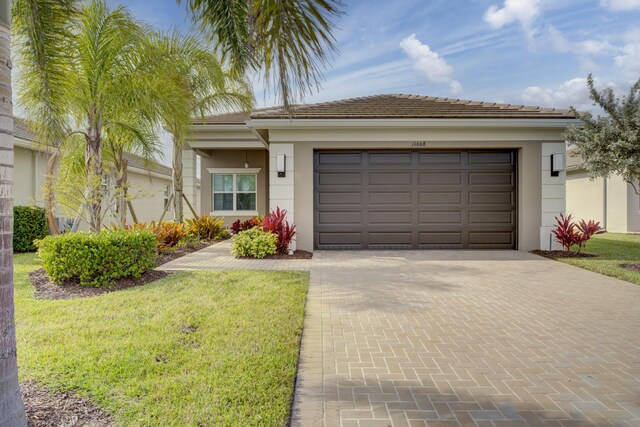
[[614, 42, 640, 80], [399, 34, 462, 95], [521, 78, 597, 110], [449, 80, 463, 95], [546, 25, 617, 56], [600, 0, 640, 11], [483, 0, 541, 30]]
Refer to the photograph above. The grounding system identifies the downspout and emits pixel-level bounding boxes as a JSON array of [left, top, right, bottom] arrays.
[[603, 177, 607, 231]]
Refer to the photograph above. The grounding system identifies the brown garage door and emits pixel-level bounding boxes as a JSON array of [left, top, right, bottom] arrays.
[[314, 150, 516, 249]]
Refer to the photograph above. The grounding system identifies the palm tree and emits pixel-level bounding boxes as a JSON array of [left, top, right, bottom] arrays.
[[151, 31, 253, 222], [13, 0, 79, 234], [178, 0, 343, 111], [16, 0, 184, 232], [0, 1, 27, 425]]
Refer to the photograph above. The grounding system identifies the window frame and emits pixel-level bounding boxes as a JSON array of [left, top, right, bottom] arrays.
[[209, 168, 261, 215]]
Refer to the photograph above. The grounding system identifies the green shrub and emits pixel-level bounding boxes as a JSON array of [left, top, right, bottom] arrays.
[[231, 227, 277, 259], [185, 215, 228, 240], [37, 230, 157, 287], [13, 205, 49, 252]]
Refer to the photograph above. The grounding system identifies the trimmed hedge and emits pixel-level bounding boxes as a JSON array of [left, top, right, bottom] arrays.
[[231, 227, 277, 259], [37, 230, 158, 287], [14, 205, 49, 252]]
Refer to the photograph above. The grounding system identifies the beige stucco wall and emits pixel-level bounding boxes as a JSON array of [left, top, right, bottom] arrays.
[[566, 171, 606, 225], [125, 170, 172, 225], [14, 145, 48, 207], [15, 139, 174, 229], [258, 126, 566, 252], [626, 182, 640, 232], [199, 149, 269, 225], [566, 171, 640, 233]]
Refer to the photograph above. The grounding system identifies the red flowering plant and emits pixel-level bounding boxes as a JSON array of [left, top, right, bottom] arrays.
[[230, 216, 263, 234], [262, 207, 296, 254], [575, 219, 602, 253], [552, 214, 601, 253]]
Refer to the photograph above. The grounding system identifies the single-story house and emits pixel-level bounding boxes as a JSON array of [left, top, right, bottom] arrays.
[[184, 94, 578, 251], [13, 118, 195, 229], [566, 148, 640, 233]]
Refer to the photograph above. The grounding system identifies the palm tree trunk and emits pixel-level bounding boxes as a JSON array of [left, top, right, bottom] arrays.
[[86, 110, 103, 233], [115, 156, 128, 226], [113, 146, 128, 226], [43, 149, 60, 234], [0, 6, 28, 425], [172, 136, 183, 222]]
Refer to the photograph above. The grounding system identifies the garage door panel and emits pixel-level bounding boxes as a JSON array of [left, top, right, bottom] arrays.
[[368, 232, 412, 245], [469, 172, 514, 185], [369, 172, 412, 185], [318, 192, 362, 205], [314, 150, 516, 249], [469, 211, 514, 224], [418, 192, 462, 204], [418, 152, 462, 164], [317, 211, 362, 224], [317, 152, 363, 165], [369, 192, 412, 205], [369, 211, 412, 224], [369, 152, 412, 164], [419, 232, 462, 245], [418, 172, 462, 185], [419, 211, 463, 224], [317, 232, 362, 247], [318, 172, 362, 185], [469, 232, 514, 245], [469, 191, 513, 205], [469, 151, 513, 164]]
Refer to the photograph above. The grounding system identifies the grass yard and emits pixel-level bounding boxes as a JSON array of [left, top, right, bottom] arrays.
[[14, 253, 308, 426], [559, 233, 640, 285]]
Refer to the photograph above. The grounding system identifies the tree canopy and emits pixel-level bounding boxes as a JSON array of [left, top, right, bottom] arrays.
[[565, 75, 640, 192]]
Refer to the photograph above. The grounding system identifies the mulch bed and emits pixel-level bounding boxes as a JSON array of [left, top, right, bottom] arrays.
[[531, 250, 598, 260], [21, 381, 114, 427], [29, 240, 222, 300], [620, 263, 640, 272], [263, 250, 313, 260], [29, 268, 170, 300]]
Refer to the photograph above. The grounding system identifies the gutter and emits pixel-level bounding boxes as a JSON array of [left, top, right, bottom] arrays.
[[245, 118, 581, 129]]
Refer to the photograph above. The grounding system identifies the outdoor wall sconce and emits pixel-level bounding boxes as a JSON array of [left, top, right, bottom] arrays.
[[276, 153, 286, 177], [550, 153, 565, 177]]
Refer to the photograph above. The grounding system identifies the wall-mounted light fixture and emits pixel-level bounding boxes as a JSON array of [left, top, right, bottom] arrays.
[[276, 153, 286, 177], [244, 150, 249, 168], [550, 153, 565, 177]]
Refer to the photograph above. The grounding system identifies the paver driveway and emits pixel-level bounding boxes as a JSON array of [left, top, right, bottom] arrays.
[[291, 250, 640, 427]]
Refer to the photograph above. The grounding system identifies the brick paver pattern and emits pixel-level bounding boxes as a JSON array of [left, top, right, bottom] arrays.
[[156, 240, 312, 271], [291, 250, 640, 427]]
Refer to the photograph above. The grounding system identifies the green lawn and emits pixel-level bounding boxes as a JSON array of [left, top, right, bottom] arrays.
[[14, 253, 308, 426], [558, 233, 640, 285]]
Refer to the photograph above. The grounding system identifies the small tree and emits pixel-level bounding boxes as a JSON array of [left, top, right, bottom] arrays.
[[564, 74, 640, 193]]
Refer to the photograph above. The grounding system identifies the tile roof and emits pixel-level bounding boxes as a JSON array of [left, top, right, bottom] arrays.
[[200, 94, 576, 124], [14, 117, 36, 141], [124, 152, 172, 177]]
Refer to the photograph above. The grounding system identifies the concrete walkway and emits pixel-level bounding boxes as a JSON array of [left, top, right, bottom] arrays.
[[292, 250, 640, 427], [156, 240, 312, 271]]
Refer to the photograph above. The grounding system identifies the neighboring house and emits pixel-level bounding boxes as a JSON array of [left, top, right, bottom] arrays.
[[566, 148, 640, 233], [13, 118, 195, 228], [183, 94, 578, 251]]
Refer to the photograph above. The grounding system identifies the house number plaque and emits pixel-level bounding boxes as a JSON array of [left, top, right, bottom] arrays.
[[411, 141, 427, 147]]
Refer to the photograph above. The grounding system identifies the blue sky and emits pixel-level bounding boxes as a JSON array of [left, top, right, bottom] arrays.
[[113, 0, 640, 112]]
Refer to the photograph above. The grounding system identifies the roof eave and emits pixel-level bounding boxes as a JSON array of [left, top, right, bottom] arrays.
[[245, 118, 580, 129]]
